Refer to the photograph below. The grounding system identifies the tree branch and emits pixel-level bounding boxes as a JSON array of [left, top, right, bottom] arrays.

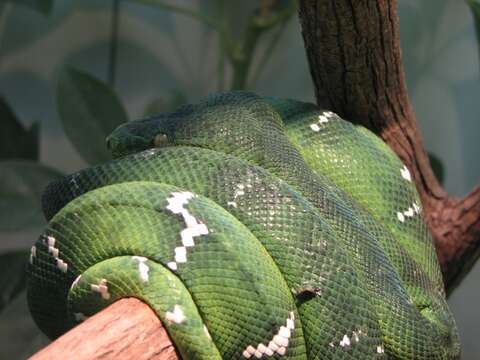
[[298, 0, 480, 294], [29, 298, 178, 360]]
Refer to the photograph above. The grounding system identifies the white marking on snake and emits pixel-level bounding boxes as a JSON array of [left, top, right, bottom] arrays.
[[413, 202, 421, 214], [234, 184, 245, 199], [330, 329, 364, 349], [273, 334, 288, 347], [229, 183, 248, 208], [310, 112, 333, 132], [132, 256, 149, 282], [353, 331, 360, 342], [74, 313, 89, 322], [242, 350, 251, 358], [242, 312, 295, 358], [377, 345, 385, 354], [165, 192, 209, 269], [278, 326, 290, 339], [166, 192, 194, 213], [318, 115, 329, 124], [340, 334, 351, 347], [29, 246, 36, 264], [203, 325, 212, 340], [165, 304, 186, 324], [45, 236, 68, 273], [397, 202, 422, 223], [268, 340, 279, 351], [403, 208, 413, 218], [141, 149, 157, 158], [401, 165, 412, 182], [90, 279, 110, 300], [56, 259, 68, 273], [174, 246, 187, 263], [256, 344, 269, 357], [70, 275, 82, 290], [243, 345, 256, 358]]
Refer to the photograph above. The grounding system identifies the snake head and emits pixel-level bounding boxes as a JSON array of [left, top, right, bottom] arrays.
[[106, 104, 196, 158], [106, 119, 161, 158], [106, 92, 286, 160]]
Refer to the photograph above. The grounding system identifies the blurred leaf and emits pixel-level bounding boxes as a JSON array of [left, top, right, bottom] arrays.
[[466, 0, 480, 63], [2, 0, 54, 14], [143, 90, 187, 117], [0, 291, 50, 358], [0, 250, 28, 313], [0, 160, 62, 231], [56, 67, 128, 165], [128, 0, 223, 32], [0, 97, 39, 160], [253, 0, 296, 28], [428, 152, 445, 185]]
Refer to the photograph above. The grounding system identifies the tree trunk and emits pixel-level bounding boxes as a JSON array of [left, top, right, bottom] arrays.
[[298, 0, 480, 295]]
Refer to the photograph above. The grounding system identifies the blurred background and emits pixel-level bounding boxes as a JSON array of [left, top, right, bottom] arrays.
[[0, 0, 479, 358]]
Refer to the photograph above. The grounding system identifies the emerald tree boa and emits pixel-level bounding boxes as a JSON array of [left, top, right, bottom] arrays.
[[27, 92, 460, 359]]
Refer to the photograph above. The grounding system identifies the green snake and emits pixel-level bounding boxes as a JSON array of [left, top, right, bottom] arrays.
[[27, 91, 460, 359]]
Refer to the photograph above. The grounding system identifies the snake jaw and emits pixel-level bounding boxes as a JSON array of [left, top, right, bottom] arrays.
[[106, 120, 170, 158], [106, 133, 150, 158], [106, 112, 179, 158]]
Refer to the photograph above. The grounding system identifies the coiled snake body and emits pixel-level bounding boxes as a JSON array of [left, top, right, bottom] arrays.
[[27, 92, 460, 359]]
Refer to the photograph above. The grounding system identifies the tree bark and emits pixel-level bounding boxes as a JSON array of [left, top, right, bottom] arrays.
[[29, 298, 179, 360], [298, 0, 480, 294]]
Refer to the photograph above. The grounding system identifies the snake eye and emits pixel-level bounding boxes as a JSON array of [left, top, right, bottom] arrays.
[[154, 133, 168, 147]]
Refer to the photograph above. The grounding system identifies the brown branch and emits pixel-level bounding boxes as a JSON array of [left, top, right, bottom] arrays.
[[298, 0, 480, 294], [29, 298, 178, 360]]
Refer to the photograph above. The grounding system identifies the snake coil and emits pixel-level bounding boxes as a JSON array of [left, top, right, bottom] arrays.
[[27, 92, 460, 359]]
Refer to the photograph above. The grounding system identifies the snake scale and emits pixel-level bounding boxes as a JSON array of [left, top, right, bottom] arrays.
[[27, 91, 460, 359]]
